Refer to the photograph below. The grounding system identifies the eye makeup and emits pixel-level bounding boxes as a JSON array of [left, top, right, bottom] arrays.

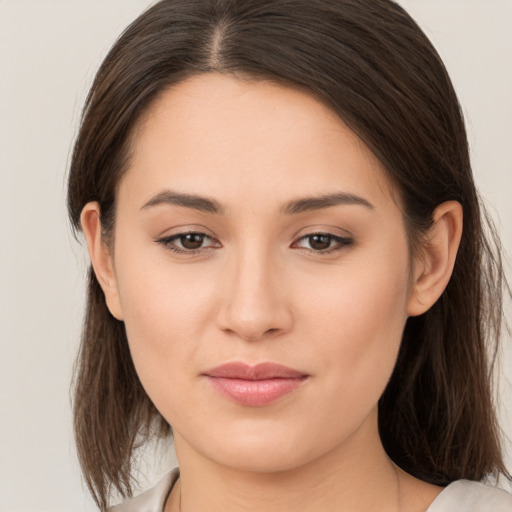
[[155, 230, 354, 257]]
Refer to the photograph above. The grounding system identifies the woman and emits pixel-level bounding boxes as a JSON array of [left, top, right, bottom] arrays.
[[67, 0, 512, 511]]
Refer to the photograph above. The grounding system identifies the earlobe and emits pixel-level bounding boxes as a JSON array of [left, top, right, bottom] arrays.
[[80, 202, 124, 320], [407, 201, 463, 317]]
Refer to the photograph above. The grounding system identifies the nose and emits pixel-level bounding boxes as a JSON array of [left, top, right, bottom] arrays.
[[216, 244, 293, 341]]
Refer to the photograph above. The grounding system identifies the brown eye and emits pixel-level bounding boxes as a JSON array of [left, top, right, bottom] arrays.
[[308, 234, 332, 251], [293, 232, 354, 254], [156, 231, 220, 254], [180, 233, 206, 249]]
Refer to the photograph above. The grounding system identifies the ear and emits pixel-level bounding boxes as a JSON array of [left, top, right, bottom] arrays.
[[407, 201, 463, 317], [80, 202, 124, 320]]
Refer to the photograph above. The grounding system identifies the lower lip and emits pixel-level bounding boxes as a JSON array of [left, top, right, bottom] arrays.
[[206, 376, 307, 407]]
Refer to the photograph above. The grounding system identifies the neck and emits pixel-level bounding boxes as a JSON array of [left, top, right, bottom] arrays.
[[168, 410, 405, 512]]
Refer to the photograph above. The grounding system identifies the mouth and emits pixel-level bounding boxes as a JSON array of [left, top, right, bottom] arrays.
[[202, 362, 309, 407]]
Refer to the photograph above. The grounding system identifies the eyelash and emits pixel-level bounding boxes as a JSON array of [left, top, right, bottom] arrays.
[[155, 231, 354, 256]]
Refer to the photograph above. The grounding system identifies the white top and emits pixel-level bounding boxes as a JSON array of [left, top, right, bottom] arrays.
[[109, 467, 512, 512]]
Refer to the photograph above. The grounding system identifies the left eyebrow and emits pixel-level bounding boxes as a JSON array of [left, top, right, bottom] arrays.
[[141, 190, 224, 214], [281, 192, 374, 215]]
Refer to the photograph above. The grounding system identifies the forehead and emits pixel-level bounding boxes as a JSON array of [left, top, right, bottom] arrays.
[[121, 72, 396, 213]]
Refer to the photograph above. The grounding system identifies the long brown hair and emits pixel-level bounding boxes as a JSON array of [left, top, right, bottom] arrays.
[[67, 0, 510, 509]]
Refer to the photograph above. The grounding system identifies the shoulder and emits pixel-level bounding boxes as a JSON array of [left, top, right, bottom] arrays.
[[428, 479, 512, 512], [108, 467, 180, 512]]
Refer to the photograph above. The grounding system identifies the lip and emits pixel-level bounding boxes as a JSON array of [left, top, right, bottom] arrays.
[[203, 362, 309, 407]]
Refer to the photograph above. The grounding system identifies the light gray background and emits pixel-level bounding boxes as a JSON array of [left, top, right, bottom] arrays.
[[1, 1, 511, 511]]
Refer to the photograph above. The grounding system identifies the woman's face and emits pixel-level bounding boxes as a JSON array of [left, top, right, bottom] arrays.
[[105, 73, 417, 472]]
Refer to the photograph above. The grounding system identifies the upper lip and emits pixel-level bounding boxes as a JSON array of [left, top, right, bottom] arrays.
[[203, 362, 308, 380]]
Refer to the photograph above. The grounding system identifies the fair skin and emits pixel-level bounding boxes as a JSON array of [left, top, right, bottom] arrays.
[[81, 73, 462, 512]]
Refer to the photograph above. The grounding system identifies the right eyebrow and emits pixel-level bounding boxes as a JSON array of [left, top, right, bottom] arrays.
[[280, 192, 374, 215], [140, 190, 224, 214]]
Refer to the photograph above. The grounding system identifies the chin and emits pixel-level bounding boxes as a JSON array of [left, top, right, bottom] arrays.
[[182, 419, 348, 475], [210, 443, 311, 474]]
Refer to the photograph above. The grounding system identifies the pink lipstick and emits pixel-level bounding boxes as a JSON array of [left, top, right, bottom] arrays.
[[203, 362, 308, 407]]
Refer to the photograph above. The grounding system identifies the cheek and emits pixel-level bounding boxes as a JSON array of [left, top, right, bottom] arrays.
[[113, 246, 220, 403], [300, 242, 411, 412]]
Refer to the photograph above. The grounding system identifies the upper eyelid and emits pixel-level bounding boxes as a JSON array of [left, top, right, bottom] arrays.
[[297, 233, 351, 241], [158, 230, 348, 241]]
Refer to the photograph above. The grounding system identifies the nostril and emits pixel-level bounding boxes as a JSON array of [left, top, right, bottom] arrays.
[[238, 327, 282, 342]]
